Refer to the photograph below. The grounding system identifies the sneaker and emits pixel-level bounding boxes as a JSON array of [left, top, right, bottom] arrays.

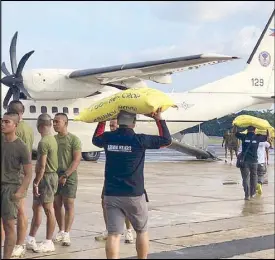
[[256, 183, 263, 195], [124, 229, 134, 244], [32, 241, 55, 253], [95, 230, 108, 241], [251, 193, 257, 199], [26, 238, 37, 251], [11, 245, 26, 258], [53, 231, 64, 243], [62, 232, 71, 246]]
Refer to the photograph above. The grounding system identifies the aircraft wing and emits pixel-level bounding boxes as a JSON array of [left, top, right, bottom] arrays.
[[68, 53, 239, 88]]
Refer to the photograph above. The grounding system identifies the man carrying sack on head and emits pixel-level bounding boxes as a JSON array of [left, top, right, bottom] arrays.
[[233, 125, 269, 200], [92, 109, 171, 259]]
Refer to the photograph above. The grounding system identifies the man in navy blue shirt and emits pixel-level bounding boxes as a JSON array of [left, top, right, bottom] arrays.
[[233, 125, 269, 200], [95, 119, 134, 244], [92, 109, 171, 259]]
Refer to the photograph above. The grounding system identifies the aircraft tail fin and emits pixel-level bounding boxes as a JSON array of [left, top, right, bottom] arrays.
[[190, 10, 274, 96], [246, 10, 274, 69], [245, 9, 274, 94]]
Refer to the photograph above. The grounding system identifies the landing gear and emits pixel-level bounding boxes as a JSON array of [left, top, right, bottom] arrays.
[[82, 152, 100, 162], [32, 151, 37, 160]]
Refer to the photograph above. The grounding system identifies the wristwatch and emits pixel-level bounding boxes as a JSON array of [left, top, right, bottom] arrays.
[[62, 173, 68, 179]]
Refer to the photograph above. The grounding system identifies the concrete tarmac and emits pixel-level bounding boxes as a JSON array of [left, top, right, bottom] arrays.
[[3, 153, 274, 259]]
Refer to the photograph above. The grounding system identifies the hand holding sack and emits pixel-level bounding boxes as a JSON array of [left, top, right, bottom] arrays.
[[74, 87, 177, 123], [241, 127, 274, 138]]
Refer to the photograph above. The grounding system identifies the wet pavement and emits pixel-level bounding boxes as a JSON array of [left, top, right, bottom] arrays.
[[2, 148, 274, 259]]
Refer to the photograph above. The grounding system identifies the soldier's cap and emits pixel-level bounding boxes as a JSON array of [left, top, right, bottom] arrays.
[[117, 111, 136, 125]]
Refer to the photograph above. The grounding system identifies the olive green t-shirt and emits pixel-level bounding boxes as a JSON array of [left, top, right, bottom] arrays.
[[228, 133, 239, 147], [1, 138, 31, 185], [55, 133, 82, 184], [37, 135, 58, 174], [223, 132, 230, 146], [16, 120, 34, 154]]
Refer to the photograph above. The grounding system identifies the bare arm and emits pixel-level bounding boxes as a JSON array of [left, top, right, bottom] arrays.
[[17, 164, 32, 194], [266, 148, 269, 164], [34, 140, 50, 185], [34, 154, 47, 185], [265, 141, 270, 165], [65, 151, 81, 177], [13, 144, 32, 200], [232, 125, 245, 140]]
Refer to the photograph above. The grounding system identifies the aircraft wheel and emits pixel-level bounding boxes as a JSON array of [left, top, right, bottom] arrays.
[[32, 151, 37, 160], [82, 151, 100, 161]]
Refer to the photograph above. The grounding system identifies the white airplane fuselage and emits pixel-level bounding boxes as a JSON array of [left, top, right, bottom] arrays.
[[1, 76, 271, 154], [2, 11, 274, 155]]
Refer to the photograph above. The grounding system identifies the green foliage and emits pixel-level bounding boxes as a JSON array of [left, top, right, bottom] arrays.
[[182, 110, 275, 137]]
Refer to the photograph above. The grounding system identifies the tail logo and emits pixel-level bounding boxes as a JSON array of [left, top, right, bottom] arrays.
[[258, 51, 271, 67], [270, 28, 275, 37]]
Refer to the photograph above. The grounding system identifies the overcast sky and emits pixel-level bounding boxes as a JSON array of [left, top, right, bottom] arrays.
[[2, 1, 274, 93]]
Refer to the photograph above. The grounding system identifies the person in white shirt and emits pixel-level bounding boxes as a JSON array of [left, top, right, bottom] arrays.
[[256, 141, 270, 195]]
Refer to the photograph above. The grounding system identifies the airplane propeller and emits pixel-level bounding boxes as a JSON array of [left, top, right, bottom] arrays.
[[1, 32, 35, 109]]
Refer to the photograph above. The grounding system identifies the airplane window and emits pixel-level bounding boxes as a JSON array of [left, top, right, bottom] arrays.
[[73, 108, 79, 115], [30, 105, 36, 113], [41, 106, 47, 113], [52, 106, 58, 113], [63, 107, 69, 114]]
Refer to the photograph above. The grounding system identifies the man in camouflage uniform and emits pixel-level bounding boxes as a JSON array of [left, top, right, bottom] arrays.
[[222, 129, 239, 164], [227, 128, 240, 165]]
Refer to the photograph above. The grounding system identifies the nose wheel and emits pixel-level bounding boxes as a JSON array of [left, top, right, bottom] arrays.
[[82, 152, 100, 161]]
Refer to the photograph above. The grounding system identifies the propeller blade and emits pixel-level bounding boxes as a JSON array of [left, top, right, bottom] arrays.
[[3, 88, 13, 109], [1, 62, 11, 76], [16, 50, 35, 77], [12, 87, 20, 101], [10, 32, 18, 74]]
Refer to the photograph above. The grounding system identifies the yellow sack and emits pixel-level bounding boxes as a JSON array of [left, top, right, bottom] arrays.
[[232, 115, 272, 130], [74, 88, 177, 123]]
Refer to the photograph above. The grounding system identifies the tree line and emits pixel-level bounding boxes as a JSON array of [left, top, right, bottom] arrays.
[[182, 109, 275, 137]]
